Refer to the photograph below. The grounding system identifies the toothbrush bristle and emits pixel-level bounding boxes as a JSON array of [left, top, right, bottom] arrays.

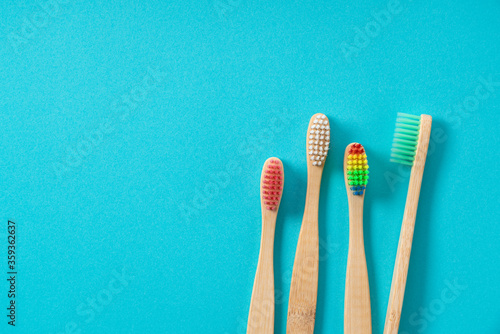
[[308, 114, 330, 166], [346, 143, 369, 196], [262, 159, 284, 211], [390, 113, 421, 166]]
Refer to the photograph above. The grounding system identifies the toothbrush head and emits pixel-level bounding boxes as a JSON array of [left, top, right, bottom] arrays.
[[390, 113, 421, 166], [307, 113, 330, 167], [261, 158, 284, 211], [345, 143, 369, 196]]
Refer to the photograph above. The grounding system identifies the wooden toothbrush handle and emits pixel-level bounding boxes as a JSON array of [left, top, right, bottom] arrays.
[[384, 116, 431, 334], [383, 172, 423, 333], [286, 215, 319, 334], [344, 203, 371, 333], [247, 221, 275, 334], [384, 179, 421, 334]]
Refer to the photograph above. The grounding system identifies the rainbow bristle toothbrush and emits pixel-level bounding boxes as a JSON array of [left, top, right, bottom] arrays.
[[247, 158, 284, 334], [287, 113, 330, 334], [384, 113, 432, 334], [344, 143, 372, 334]]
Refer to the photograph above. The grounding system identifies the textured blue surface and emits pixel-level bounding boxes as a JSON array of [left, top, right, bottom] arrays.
[[1, 1, 499, 333]]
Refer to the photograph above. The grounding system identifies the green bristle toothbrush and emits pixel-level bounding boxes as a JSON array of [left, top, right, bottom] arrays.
[[384, 113, 432, 334]]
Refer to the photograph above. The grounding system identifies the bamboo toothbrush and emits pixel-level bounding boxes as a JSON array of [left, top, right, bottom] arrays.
[[247, 158, 284, 334], [384, 113, 432, 334], [343, 143, 372, 334], [287, 113, 330, 334]]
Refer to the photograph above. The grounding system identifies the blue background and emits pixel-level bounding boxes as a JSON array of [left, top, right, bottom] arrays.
[[1, 1, 499, 333]]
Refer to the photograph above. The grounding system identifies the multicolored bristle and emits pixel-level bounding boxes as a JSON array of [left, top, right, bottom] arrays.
[[390, 113, 421, 166], [346, 143, 369, 196], [261, 159, 284, 211], [308, 114, 330, 166]]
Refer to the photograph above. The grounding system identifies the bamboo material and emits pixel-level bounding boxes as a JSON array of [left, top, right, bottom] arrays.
[[287, 114, 329, 334], [344, 143, 372, 334], [247, 158, 284, 334], [383, 115, 432, 334]]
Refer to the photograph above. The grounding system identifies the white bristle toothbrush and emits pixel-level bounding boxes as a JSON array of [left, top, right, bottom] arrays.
[[247, 158, 284, 334], [384, 113, 432, 334], [287, 113, 330, 334], [344, 143, 372, 334]]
